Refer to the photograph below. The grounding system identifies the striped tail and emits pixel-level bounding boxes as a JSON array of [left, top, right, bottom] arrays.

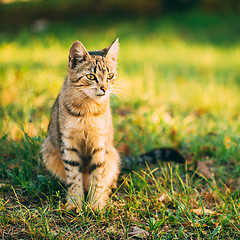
[[122, 148, 185, 170]]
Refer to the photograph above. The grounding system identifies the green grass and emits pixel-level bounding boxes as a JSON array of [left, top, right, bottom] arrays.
[[0, 12, 240, 239]]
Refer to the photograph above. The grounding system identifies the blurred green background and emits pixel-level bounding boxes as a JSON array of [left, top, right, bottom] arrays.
[[0, 0, 240, 154]]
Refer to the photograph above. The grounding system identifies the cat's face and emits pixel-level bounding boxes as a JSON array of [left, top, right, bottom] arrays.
[[67, 39, 119, 102]]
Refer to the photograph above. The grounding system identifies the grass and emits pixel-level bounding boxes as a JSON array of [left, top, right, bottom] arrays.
[[0, 12, 240, 239]]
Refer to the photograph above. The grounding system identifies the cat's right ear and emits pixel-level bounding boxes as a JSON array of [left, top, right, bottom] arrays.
[[68, 41, 90, 69]]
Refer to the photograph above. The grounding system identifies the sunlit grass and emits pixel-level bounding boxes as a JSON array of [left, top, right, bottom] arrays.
[[1, 35, 240, 137]]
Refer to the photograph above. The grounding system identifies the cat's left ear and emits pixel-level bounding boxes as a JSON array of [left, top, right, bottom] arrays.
[[105, 38, 119, 62], [68, 41, 90, 69]]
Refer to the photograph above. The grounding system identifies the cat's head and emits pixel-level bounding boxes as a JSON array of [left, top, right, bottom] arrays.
[[67, 39, 119, 101]]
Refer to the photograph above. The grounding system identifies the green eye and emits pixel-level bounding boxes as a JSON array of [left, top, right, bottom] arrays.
[[107, 73, 114, 80], [86, 74, 96, 80]]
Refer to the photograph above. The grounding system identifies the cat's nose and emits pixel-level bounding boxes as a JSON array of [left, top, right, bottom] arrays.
[[100, 86, 107, 93]]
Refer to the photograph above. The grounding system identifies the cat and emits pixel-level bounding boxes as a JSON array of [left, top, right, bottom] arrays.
[[41, 38, 185, 210]]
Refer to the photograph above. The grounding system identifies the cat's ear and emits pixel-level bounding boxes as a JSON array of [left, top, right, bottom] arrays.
[[105, 38, 119, 62], [68, 41, 90, 69]]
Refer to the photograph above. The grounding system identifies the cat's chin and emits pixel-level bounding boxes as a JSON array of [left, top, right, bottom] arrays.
[[94, 94, 109, 103]]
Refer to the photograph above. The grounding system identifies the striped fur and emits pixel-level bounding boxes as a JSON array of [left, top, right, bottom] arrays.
[[41, 39, 120, 210]]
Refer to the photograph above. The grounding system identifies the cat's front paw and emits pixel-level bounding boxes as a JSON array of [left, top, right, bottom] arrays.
[[66, 202, 83, 213], [66, 195, 83, 213], [67, 202, 77, 210], [91, 203, 104, 211], [90, 198, 108, 211]]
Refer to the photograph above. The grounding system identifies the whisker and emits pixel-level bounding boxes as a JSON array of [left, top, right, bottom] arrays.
[[112, 93, 128, 102], [69, 92, 86, 98], [68, 92, 89, 102], [111, 92, 128, 103], [75, 86, 96, 90], [112, 87, 129, 102], [112, 85, 126, 90]]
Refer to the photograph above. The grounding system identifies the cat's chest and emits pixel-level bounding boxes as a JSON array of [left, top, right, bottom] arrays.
[[63, 115, 109, 156], [63, 115, 107, 140]]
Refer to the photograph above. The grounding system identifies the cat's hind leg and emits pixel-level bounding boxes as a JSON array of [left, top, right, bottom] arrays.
[[41, 138, 66, 182]]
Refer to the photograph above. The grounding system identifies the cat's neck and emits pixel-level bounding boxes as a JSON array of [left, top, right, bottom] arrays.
[[63, 91, 110, 117], [79, 98, 110, 117]]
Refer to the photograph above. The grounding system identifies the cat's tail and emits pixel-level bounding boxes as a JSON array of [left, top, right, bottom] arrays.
[[121, 147, 185, 170]]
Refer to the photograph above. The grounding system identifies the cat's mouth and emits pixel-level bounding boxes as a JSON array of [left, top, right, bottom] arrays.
[[96, 92, 106, 97]]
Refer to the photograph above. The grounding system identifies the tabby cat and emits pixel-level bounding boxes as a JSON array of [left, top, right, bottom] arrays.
[[41, 39, 184, 210]]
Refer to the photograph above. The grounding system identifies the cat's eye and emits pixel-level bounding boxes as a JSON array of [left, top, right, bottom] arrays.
[[86, 74, 96, 80], [107, 73, 114, 80]]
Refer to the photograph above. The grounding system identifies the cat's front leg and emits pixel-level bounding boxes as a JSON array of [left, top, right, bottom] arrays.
[[88, 146, 120, 210], [61, 145, 84, 210]]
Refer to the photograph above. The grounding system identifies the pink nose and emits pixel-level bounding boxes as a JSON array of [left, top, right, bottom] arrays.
[[100, 86, 107, 92]]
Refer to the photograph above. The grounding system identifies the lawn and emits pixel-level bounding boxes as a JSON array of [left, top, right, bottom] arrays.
[[0, 12, 240, 239]]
